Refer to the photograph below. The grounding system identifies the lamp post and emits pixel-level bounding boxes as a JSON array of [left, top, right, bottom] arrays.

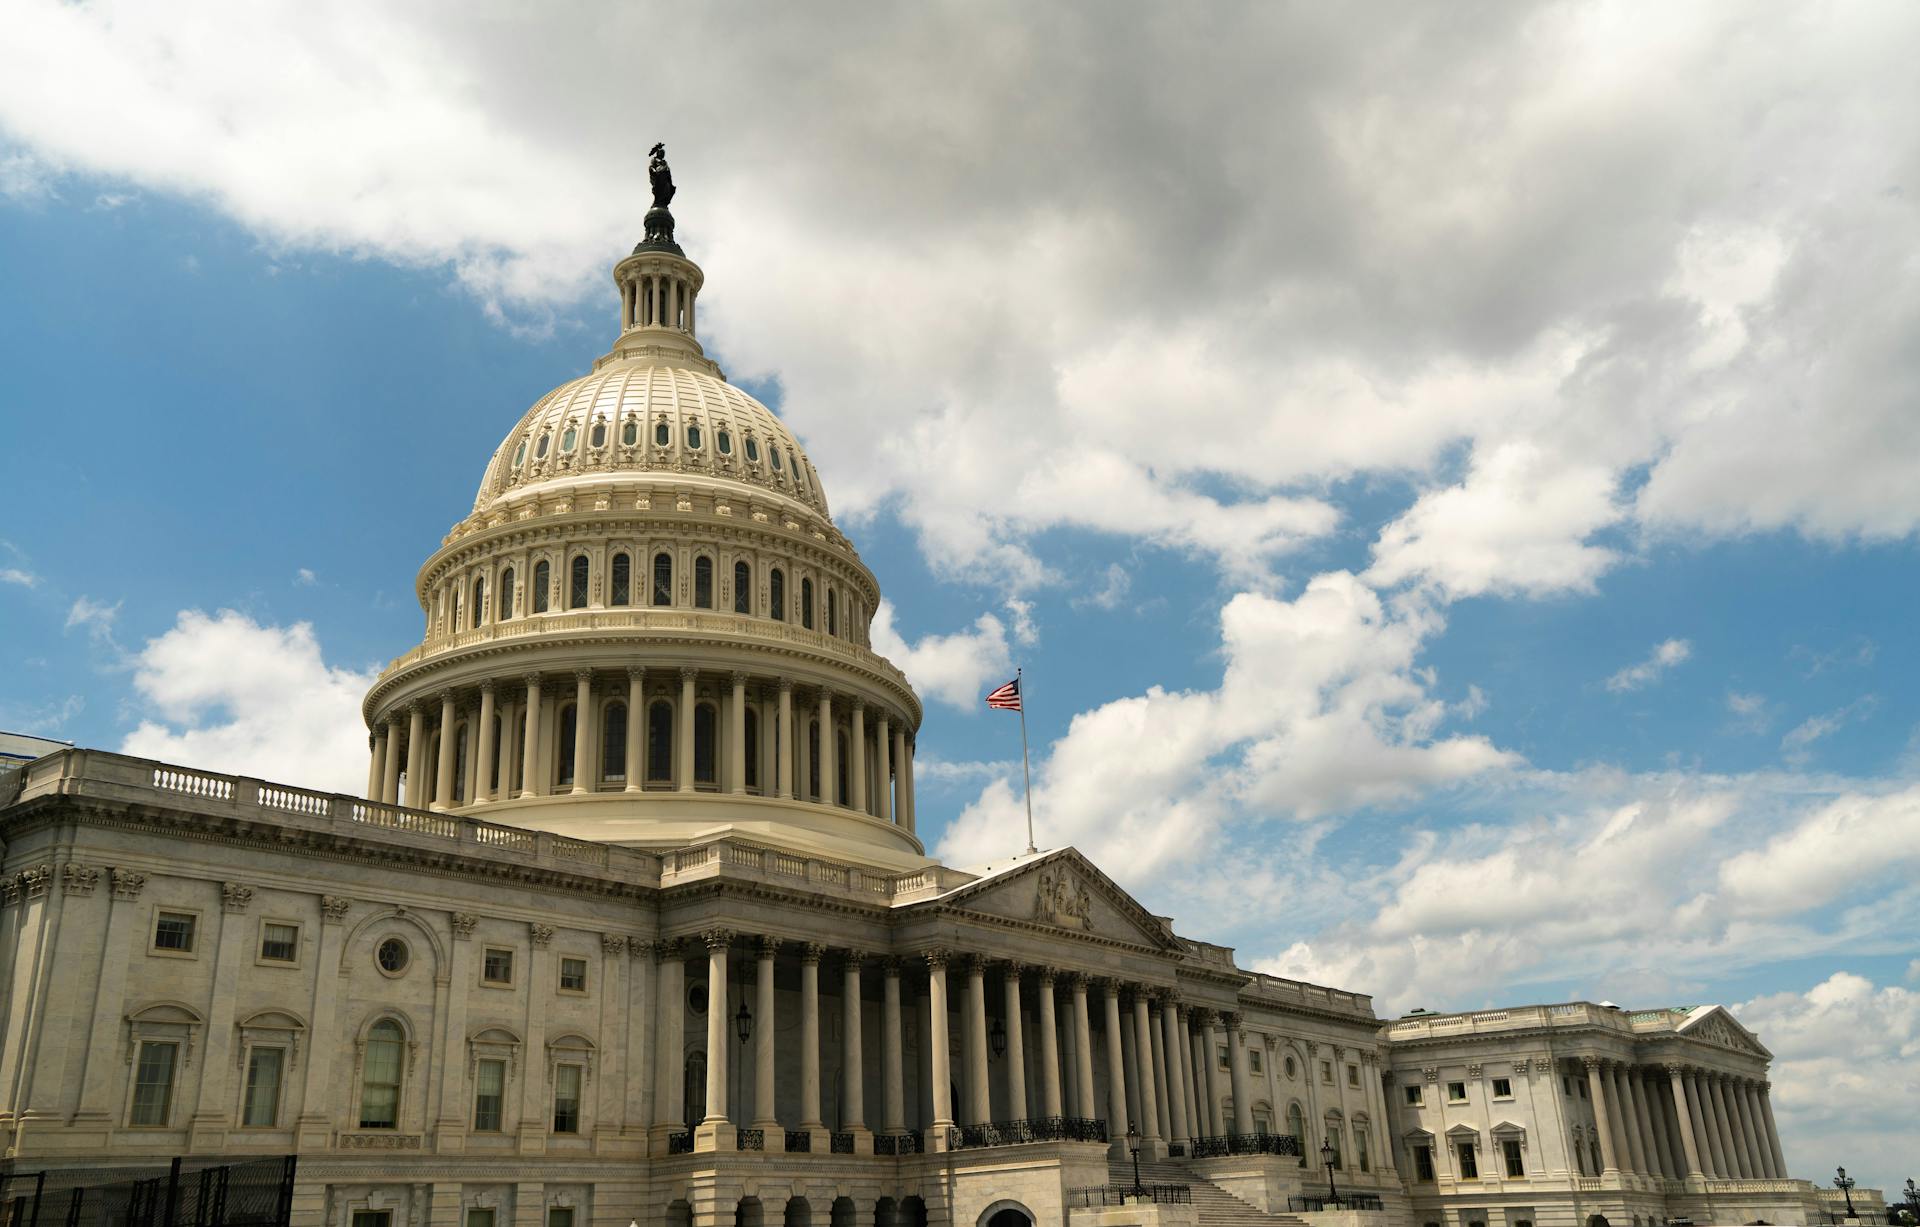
[[1836, 1167, 1858, 1220], [990, 1016, 1007, 1060], [1903, 1178, 1917, 1219], [1128, 1122, 1145, 1198], [1322, 1137, 1339, 1205]]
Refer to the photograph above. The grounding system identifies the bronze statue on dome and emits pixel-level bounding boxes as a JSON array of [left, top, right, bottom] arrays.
[[639, 142, 681, 252], [648, 143, 675, 209]]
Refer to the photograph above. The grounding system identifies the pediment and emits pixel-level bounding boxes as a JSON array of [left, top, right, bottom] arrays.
[[926, 849, 1183, 952], [1676, 1006, 1772, 1058]]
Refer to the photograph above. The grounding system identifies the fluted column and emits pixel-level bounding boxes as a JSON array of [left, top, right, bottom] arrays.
[[1700, 1073, 1732, 1176], [964, 957, 990, 1125], [751, 938, 778, 1130], [875, 715, 893, 823], [842, 951, 867, 1135], [430, 692, 456, 808], [404, 703, 427, 806], [653, 943, 686, 1137], [882, 959, 905, 1135], [519, 675, 542, 798], [1667, 1064, 1706, 1177], [850, 700, 868, 812], [677, 667, 696, 791], [1585, 1058, 1621, 1174], [1686, 1070, 1724, 1176], [1605, 1062, 1640, 1173], [1071, 975, 1097, 1119], [798, 943, 824, 1134], [817, 690, 836, 804], [1148, 1001, 1170, 1143], [571, 670, 593, 793], [1227, 1013, 1255, 1136], [1626, 1066, 1659, 1175], [1757, 1081, 1787, 1178], [777, 680, 794, 799], [927, 950, 955, 1146], [1102, 981, 1130, 1143], [1133, 993, 1162, 1149], [1037, 970, 1063, 1118], [1201, 1011, 1225, 1137], [729, 673, 748, 794], [381, 718, 402, 803], [1640, 1068, 1674, 1177], [625, 668, 645, 792], [366, 730, 386, 801], [1159, 998, 1189, 1145], [1733, 1077, 1766, 1179], [901, 736, 916, 831], [694, 931, 733, 1149], [472, 682, 496, 803], [1178, 1006, 1202, 1144], [1713, 1074, 1748, 1178], [1003, 965, 1028, 1121]]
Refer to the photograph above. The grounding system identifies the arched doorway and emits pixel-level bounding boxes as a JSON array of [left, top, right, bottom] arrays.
[[830, 1198, 857, 1227], [666, 1203, 692, 1227], [874, 1198, 900, 1227], [782, 1198, 812, 1227], [735, 1198, 764, 1227], [978, 1205, 1033, 1227], [901, 1198, 927, 1227]]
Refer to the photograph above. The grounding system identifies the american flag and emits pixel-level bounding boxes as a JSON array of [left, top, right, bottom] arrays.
[[985, 677, 1022, 712]]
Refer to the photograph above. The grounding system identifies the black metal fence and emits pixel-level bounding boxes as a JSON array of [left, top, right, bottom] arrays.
[[784, 1130, 812, 1153], [829, 1132, 854, 1155], [735, 1129, 764, 1152], [1069, 1186, 1193, 1207], [874, 1132, 924, 1156], [1289, 1194, 1385, 1212], [1, 1156, 296, 1227], [666, 1130, 694, 1155], [948, 1116, 1107, 1150], [1190, 1132, 1302, 1159]]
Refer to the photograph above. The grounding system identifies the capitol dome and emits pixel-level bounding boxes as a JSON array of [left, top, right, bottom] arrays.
[[358, 190, 926, 870]]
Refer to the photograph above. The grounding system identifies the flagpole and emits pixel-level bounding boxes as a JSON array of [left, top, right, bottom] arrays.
[[1017, 667, 1036, 855]]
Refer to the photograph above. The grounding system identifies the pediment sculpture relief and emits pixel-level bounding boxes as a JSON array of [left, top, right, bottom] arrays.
[[1035, 868, 1095, 933]]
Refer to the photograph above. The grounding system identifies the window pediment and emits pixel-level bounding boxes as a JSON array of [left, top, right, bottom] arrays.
[[1445, 1123, 1481, 1139]]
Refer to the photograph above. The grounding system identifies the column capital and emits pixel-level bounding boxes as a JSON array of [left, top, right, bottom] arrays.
[[702, 928, 734, 951], [755, 935, 780, 959], [843, 948, 866, 969], [1192, 1006, 1216, 1026], [778, 677, 794, 694], [730, 669, 748, 686], [522, 672, 543, 688], [574, 667, 594, 683], [1221, 1010, 1243, 1032], [627, 664, 646, 681], [879, 955, 903, 977], [1663, 1061, 1688, 1076], [656, 936, 687, 959], [1582, 1055, 1608, 1072], [850, 696, 866, 713], [436, 688, 456, 704], [1037, 966, 1059, 986], [478, 678, 496, 695], [922, 946, 950, 970], [801, 941, 827, 965], [679, 664, 698, 682], [602, 933, 629, 956], [1153, 988, 1179, 1008], [529, 923, 554, 948], [626, 937, 658, 960]]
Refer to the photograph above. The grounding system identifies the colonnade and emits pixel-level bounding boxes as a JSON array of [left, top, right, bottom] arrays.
[[1575, 1057, 1787, 1182], [364, 667, 916, 832]]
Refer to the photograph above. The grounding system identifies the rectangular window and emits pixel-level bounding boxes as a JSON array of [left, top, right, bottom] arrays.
[[1578, 1079, 1588, 1099], [1503, 1138, 1525, 1177], [1458, 1141, 1478, 1179], [466, 1211, 496, 1227], [1348, 1064, 1361, 1088], [1415, 1144, 1435, 1181], [1324, 1126, 1342, 1170], [1321, 1061, 1333, 1083], [1355, 1124, 1371, 1172], [553, 1063, 582, 1133], [259, 922, 299, 963], [1562, 1075, 1573, 1096], [1250, 1049, 1262, 1074], [1447, 1081, 1467, 1102], [559, 957, 587, 993], [482, 948, 514, 985], [352, 1214, 392, 1227], [1405, 1084, 1424, 1106], [130, 1041, 178, 1126], [242, 1047, 284, 1127], [153, 911, 196, 952], [547, 1210, 574, 1227], [1492, 1077, 1513, 1098], [473, 1058, 506, 1131], [1218, 1045, 1231, 1071]]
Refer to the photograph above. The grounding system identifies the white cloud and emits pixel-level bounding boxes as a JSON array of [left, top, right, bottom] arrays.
[[119, 609, 376, 795], [0, 568, 37, 588], [1726, 690, 1770, 733], [1718, 784, 1920, 914], [0, 149, 57, 202], [1780, 696, 1877, 766], [1605, 638, 1693, 693], [63, 595, 121, 642], [295, 567, 318, 586], [868, 599, 1013, 712], [1077, 563, 1132, 612]]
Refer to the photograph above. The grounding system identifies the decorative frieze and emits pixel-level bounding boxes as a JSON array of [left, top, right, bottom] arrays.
[[111, 867, 148, 900], [320, 895, 351, 924], [62, 863, 100, 896], [18, 865, 52, 900], [530, 923, 555, 948], [222, 882, 255, 913], [601, 933, 628, 955], [450, 912, 479, 939]]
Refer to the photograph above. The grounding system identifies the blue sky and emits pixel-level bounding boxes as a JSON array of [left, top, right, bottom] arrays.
[[3, 1, 1917, 1190]]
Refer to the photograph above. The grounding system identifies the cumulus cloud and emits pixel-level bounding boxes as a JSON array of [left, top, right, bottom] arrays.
[[1605, 638, 1693, 693], [63, 595, 121, 643], [0, 568, 37, 588], [119, 609, 376, 794], [868, 599, 1014, 711]]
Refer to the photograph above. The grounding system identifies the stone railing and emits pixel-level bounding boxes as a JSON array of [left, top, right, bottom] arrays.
[[948, 1116, 1108, 1150], [1386, 1001, 1699, 1039], [1243, 972, 1376, 1020]]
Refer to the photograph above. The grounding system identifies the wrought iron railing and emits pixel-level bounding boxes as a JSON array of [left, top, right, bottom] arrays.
[[0, 1156, 297, 1227], [829, 1131, 855, 1155], [948, 1116, 1108, 1149], [1168, 1141, 1186, 1158], [1190, 1132, 1302, 1158], [784, 1130, 812, 1153], [736, 1129, 764, 1152], [667, 1130, 694, 1155], [1070, 1186, 1193, 1207], [874, 1131, 925, 1156], [1289, 1195, 1385, 1212]]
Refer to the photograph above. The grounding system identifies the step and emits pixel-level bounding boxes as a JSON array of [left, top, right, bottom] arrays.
[[1105, 1159, 1313, 1226]]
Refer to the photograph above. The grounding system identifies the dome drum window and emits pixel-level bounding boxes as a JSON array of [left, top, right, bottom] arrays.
[[716, 429, 732, 455], [535, 433, 551, 460], [512, 442, 526, 468], [686, 423, 702, 450], [590, 420, 607, 449], [561, 426, 578, 453], [622, 420, 639, 447], [655, 421, 671, 448], [744, 437, 760, 464]]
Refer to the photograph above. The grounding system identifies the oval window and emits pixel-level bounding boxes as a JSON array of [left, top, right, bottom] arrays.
[[561, 426, 578, 452], [716, 430, 732, 455], [512, 441, 526, 467], [688, 982, 708, 1015], [770, 445, 784, 471], [535, 433, 550, 459], [744, 437, 760, 463], [376, 937, 410, 975], [590, 421, 607, 448], [655, 421, 671, 447], [622, 420, 638, 446], [686, 424, 702, 450]]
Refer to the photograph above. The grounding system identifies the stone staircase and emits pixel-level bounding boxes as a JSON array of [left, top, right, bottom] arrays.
[[1106, 1156, 1312, 1226]]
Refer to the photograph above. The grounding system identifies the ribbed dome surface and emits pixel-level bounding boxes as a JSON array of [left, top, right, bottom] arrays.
[[474, 359, 829, 517]]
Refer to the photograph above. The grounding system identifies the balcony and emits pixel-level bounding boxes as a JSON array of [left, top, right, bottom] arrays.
[[947, 1117, 1108, 1150]]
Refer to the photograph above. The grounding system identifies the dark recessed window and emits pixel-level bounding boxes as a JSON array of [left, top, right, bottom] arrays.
[[482, 948, 514, 985], [611, 553, 631, 606], [686, 424, 702, 450], [590, 421, 607, 448], [745, 437, 760, 463], [569, 556, 589, 609], [655, 421, 670, 447], [734, 561, 751, 614], [259, 922, 298, 963], [533, 560, 551, 613], [769, 569, 785, 621], [717, 430, 732, 455], [376, 937, 410, 974], [561, 426, 578, 452], [622, 420, 638, 446], [694, 556, 713, 609], [653, 552, 673, 606], [512, 441, 526, 467], [770, 446, 783, 471], [154, 912, 196, 952], [535, 433, 550, 459], [559, 957, 588, 992]]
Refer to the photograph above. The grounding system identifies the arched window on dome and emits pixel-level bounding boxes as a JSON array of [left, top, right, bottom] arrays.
[[569, 556, 590, 610], [647, 700, 673, 785], [610, 553, 631, 606], [533, 560, 551, 613], [734, 561, 751, 615], [498, 567, 515, 621], [449, 587, 462, 634], [826, 588, 837, 637], [535, 433, 550, 460], [744, 708, 760, 793], [359, 1019, 405, 1129], [590, 420, 607, 449], [836, 728, 849, 805], [489, 714, 503, 793], [655, 421, 671, 448], [556, 704, 577, 787], [769, 569, 785, 621], [807, 719, 821, 803], [472, 576, 486, 629], [652, 553, 673, 607], [717, 429, 732, 456], [622, 419, 638, 447], [694, 556, 713, 609], [744, 436, 760, 464], [800, 578, 815, 630], [770, 445, 784, 472], [452, 724, 468, 803], [601, 701, 627, 782], [686, 423, 702, 451], [694, 703, 717, 786]]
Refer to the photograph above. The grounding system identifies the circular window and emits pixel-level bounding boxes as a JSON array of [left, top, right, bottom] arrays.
[[744, 437, 760, 463], [512, 441, 526, 467], [688, 981, 708, 1015], [561, 425, 578, 452], [376, 937, 410, 975], [716, 430, 732, 455], [770, 446, 784, 471], [590, 421, 607, 449], [686, 424, 702, 450], [535, 433, 550, 460], [655, 421, 671, 447], [622, 420, 638, 447], [1285, 1056, 1297, 1079]]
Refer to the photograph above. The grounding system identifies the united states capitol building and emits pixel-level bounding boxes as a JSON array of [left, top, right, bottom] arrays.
[[0, 174, 1856, 1227]]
